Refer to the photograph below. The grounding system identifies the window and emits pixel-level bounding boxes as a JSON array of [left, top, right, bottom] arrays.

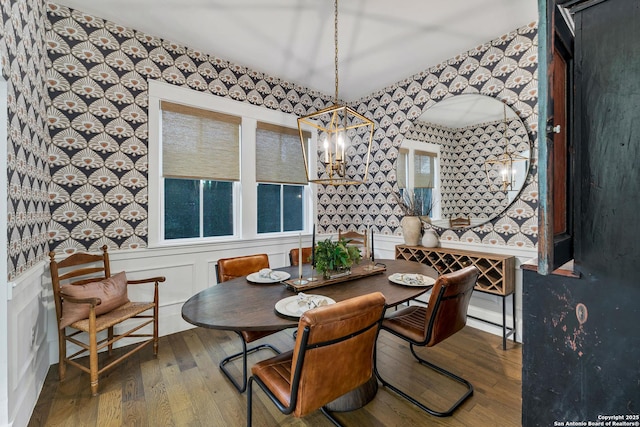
[[161, 101, 240, 240], [257, 184, 304, 233], [148, 80, 315, 247], [398, 145, 439, 218], [255, 122, 309, 234]]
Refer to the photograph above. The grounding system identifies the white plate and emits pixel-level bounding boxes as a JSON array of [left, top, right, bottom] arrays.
[[388, 273, 436, 287], [275, 294, 336, 318], [246, 271, 291, 283]]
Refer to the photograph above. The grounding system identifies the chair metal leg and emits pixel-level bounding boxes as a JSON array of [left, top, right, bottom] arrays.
[[319, 406, 345, 427], [247, 376, 254, 427], [220, 332, 280, 393], [374, 342, 473, 417], [247, 376, 345, 427]]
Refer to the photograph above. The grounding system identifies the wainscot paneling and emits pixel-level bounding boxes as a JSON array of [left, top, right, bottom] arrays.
[[7, 262, 51, 427]]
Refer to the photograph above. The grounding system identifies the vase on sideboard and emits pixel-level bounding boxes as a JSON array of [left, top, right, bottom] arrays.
[[422, 228, 439, 248], [400, 216, 422, 246]]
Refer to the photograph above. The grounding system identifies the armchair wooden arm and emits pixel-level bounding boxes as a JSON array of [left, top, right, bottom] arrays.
[[126, 277, 166, 285], [58, 293, 103, 307]]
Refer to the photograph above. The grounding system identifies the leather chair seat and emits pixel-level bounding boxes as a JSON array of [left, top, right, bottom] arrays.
[[251, 350, 294, 407], [382, 305, 428, 343]]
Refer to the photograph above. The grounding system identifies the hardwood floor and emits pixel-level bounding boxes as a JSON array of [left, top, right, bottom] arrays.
[[29, 325, 521, 426]]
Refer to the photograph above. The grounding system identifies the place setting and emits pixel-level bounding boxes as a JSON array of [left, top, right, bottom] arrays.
[[274, 292, 336, 319], [387, 273, 436, 287], [246, 268, 291, 284]]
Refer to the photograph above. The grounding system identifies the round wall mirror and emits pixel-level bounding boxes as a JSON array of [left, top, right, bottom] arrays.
[[399, 94, 531, 230]]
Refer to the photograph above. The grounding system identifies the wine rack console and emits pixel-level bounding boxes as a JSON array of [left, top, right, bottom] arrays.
[[395, 244, 516, 349]]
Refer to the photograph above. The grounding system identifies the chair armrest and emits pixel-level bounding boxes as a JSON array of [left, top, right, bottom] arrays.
[[59, 292, 102, 307], [126, 276, 166, 285]]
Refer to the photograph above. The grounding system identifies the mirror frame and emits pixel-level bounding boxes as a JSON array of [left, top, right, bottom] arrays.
[[402, 94, 531, 231]]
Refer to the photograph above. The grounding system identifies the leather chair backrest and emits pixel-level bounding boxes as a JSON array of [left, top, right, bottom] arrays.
[[290, 292, 386, 417], [289, 247, 313, 266], [216, 254, 269, 283], [423, 265, 479, 347]]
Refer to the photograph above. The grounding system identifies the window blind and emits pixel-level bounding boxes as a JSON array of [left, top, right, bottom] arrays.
[[161, 101, 241, 181], [414, 150, 435, 188], [255, 122, 310, 185]]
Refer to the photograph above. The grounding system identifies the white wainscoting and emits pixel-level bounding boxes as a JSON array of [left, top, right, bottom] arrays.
[[6, 262, 50, 427]]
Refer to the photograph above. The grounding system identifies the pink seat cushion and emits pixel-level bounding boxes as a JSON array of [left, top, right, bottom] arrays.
[[60, 271, 130, 328]]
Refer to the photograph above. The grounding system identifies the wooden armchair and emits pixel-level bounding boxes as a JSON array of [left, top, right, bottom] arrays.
[[247, 292, 386, 426], [338, 229, 368, 258], [216, 254, 281, 392], [450, 217, 471, 228], [49, 245, 165, 396], [375, 265, 479, 417]]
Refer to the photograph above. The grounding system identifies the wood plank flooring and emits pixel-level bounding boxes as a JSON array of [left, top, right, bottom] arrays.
[[29, 325, 521, 426]]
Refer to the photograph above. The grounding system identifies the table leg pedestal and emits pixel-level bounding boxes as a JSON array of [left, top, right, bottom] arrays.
[[324, 375, 378, 412]]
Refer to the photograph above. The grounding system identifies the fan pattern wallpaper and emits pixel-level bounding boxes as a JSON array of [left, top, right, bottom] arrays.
[[1, 0, 52, 280], [4, 2, 538, 279]]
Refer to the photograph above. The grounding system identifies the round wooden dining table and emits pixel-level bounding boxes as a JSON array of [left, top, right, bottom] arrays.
[[181, 259, 437, 331], [181, 258, 437, 411]]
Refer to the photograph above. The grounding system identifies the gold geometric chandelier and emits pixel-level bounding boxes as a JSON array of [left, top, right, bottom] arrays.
[[297, 0, 374, 186], [483, 102, 528, 191]]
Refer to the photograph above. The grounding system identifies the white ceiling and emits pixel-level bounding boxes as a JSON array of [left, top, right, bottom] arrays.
[[53, 0, 538, 102]]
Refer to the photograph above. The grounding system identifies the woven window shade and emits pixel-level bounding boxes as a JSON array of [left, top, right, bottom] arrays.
[[161, 101, 241, 181], [256, 122, 310, 184], [414, 150, 435, 188], [397, 148, 408, 188]]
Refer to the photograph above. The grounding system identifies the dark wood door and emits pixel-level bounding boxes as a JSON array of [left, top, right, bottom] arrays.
[[572, 0, 640, 282]]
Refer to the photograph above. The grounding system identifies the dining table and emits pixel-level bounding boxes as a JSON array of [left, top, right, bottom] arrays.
[[181, 258, 438, 410]]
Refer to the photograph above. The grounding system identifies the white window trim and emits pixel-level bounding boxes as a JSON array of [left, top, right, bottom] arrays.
[[148, 80, 317, 248], [401, 139, 441, 220]]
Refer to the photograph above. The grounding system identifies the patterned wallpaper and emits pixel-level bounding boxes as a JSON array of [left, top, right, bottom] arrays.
[[44, 2, 539, 258], [409, 116, 530, 220], [1, 0, 52, 281]]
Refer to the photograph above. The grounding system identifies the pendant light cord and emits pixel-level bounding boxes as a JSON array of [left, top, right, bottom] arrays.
[[334, 0, 339, 104]]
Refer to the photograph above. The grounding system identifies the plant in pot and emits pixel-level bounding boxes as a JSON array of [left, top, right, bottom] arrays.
[[314, 238, 362, 279]]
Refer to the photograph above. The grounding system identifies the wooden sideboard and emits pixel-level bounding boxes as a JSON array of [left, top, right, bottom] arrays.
[[395, 244, 516, 349]]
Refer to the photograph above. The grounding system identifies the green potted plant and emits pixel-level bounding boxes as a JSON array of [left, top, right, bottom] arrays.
[[314, 238, 362, 279]]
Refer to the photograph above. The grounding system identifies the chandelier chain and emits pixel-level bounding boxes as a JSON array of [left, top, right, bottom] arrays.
[[334, 0, 339, 103]]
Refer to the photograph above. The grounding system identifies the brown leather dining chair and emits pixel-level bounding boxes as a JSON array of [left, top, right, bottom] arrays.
[[374, 265, 480, 417], [216, 253, 281, 393], [289, 247, 313, 266], [247, 292, 386, 427]]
